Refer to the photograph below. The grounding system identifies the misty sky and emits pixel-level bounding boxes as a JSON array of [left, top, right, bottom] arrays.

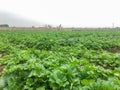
[[0, 0, 120, 27]]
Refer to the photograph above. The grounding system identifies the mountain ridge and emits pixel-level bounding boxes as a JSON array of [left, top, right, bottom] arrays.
[[0, 11, 44, 27]]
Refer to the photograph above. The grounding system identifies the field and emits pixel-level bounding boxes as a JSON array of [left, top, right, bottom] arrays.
[[0, 30, 120, 90]]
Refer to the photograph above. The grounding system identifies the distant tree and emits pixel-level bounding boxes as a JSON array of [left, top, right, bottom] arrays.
[[47, 25, 52, 29], [116, 27, 120, 29], [58, 24, 62, 30], [32, 26, 35, 28], [0, 24, 9, 27], [44, 24, 52, 29]]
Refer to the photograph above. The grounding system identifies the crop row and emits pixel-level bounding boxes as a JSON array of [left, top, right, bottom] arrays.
[[0, 30, 120, 90]]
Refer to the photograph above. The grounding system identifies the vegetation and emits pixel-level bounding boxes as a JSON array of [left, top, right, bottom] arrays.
[[0, 24, 9, 27], [0, 30, 120, 90]]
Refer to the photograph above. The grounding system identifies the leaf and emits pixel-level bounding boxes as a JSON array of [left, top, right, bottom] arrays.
[[36, 87, 45, 90], [81, 79, 95, 86]]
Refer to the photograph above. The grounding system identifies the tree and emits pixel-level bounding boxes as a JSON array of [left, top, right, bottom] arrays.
[[44, 24, 52, 29], [0, 24, 9, 27], [58, 24, 62, 30]]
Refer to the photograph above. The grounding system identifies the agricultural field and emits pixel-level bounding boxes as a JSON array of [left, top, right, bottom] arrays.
[[0, 30, 120, 90]]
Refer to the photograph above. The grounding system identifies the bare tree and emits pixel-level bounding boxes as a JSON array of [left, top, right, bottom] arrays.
[[57, 24, 62, 30]]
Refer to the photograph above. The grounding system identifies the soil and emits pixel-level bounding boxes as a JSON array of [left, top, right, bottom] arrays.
[[0, 53, 2, 57], [108, 47, 120, 53], [0, 53, 4, 75], [0, 66, 4, 75]]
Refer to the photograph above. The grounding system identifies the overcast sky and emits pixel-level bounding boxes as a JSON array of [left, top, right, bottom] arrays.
[[0, 0, 120, 27]]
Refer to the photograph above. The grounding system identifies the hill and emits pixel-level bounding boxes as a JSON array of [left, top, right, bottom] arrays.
[[0, 11, 44, 27]]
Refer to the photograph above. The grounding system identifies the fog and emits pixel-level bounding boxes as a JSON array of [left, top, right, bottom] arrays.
[[0, 11, 44, 27], [0, 0, 120, 27]]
